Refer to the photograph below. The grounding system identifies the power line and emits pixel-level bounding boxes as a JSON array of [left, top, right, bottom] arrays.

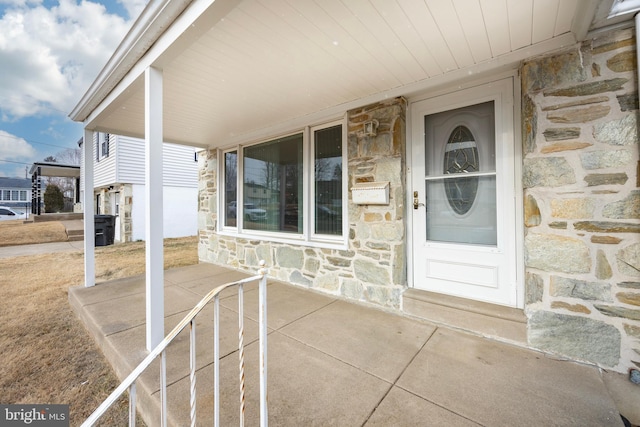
[[0, 132, 78, 150], [0, 159, 33, 166]]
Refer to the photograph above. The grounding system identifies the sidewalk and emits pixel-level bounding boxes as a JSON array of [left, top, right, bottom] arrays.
[[0, 240, 84, 259], [69, 263, 637, 426], [0, 219, 85, 258]]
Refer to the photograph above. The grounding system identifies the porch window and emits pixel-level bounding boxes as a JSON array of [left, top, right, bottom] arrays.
[[243, 133, 303, 233], [221, 122, 345, 244], [313, 124, 342, 235], [224, 151, 237, 227]]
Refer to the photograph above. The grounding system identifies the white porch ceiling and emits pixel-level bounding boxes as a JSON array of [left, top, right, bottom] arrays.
[[76, 0, 623, 149]]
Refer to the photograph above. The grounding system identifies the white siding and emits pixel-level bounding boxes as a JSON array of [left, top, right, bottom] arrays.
[[115, 136, 198, 187], [162, 142, 199, 188], [116, 136, 146, 185], [94, 133, 117, 187], [130, 183, 198, 240]]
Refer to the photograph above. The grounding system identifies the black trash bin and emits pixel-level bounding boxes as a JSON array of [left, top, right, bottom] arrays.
[[94, 215, 115, 246]]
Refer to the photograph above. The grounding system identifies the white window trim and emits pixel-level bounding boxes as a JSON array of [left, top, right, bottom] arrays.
[[217, 119, 348, 250], [309, 121, 348, 241]]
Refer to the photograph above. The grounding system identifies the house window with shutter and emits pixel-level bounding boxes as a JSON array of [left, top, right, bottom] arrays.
[[102, 133, 110, 157], [96, 133, 109, 161]]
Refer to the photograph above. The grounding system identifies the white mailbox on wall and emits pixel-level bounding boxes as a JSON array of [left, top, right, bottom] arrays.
[[351, 181, 390, 205]]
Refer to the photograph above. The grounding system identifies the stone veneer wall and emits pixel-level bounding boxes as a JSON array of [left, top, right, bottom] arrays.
[[198, 97, 407, 308], [94, 184, 133, 243], [117, 184, 133, 243], [521, 28, 640, 373]]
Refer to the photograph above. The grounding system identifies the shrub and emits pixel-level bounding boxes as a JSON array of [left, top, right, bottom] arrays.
[[44, 184, 65, 213]]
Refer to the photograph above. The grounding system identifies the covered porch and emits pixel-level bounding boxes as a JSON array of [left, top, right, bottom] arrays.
[[69, 263, 635, 426]]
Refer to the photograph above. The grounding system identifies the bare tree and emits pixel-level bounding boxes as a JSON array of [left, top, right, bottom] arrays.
[[41, 148, 81, 204], [262, 160, 280, 191], [55, 148, 81, 166]]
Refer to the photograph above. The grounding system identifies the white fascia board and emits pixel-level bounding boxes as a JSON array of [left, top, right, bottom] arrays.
[[609, 0, 640, 17], [70, 0, 190, 122]]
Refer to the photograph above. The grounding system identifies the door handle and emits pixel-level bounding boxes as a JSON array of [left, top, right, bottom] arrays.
[[413, 191, 425, 209]]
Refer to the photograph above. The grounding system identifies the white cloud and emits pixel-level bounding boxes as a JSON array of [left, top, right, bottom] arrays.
[[0, 0, 132, 121], [0, 130, 36, 160]]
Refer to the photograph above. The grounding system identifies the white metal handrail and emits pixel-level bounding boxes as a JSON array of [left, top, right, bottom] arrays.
[[81, 261, 268, 427]]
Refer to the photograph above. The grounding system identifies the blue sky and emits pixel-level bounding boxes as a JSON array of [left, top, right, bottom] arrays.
[[0, 0, 147, 178]]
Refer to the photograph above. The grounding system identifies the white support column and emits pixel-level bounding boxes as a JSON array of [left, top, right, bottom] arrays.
[[145, 66, 164, 351], [83, 128, 96, 287]]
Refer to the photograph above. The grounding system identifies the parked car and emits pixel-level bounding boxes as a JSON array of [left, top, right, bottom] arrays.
[[317, 205, 338, 218], [227, 201, 267, 221], [243, 203, 267, 221], [0, 207, 26, 221]]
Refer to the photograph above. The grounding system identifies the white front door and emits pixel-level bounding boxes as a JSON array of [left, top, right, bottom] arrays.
[[410, 78, 519, 307]]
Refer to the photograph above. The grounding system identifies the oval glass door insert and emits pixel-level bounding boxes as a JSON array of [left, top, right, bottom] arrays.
[[443, 125, 479, 215]]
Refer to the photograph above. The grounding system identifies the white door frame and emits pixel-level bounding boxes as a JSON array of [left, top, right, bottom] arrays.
[[406, 72, 525, 309]]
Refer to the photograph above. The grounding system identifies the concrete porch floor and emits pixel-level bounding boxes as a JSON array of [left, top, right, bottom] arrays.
[[69, 263, 637, 426]]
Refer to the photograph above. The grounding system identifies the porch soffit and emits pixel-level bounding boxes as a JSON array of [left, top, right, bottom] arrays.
[[79, 0, 623, 149]]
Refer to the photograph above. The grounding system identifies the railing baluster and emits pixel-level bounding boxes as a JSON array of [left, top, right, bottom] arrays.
[[238, 283, 245, 427], [160, 350, 167, 427], [259, 261, 268, 427], [189, 319, 197, 427], [214, 296, 220, 427], [80, 268, 268, 427], [129, 383, 136, 427]]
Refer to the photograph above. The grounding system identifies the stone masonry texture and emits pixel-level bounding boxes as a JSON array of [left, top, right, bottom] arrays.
[[521, 28, 640, 373], [198, 98, 407, 309]]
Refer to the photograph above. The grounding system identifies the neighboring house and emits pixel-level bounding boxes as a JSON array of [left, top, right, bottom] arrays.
[[0, 177, 32, 215], [71, 1, 640, 375], [29, 162, 80, 214], [79, 133, 199, 242]]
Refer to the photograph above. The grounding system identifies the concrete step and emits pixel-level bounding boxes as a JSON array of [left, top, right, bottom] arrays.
[[62, 219, 85, 242], [402, 289, 528, 346]]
